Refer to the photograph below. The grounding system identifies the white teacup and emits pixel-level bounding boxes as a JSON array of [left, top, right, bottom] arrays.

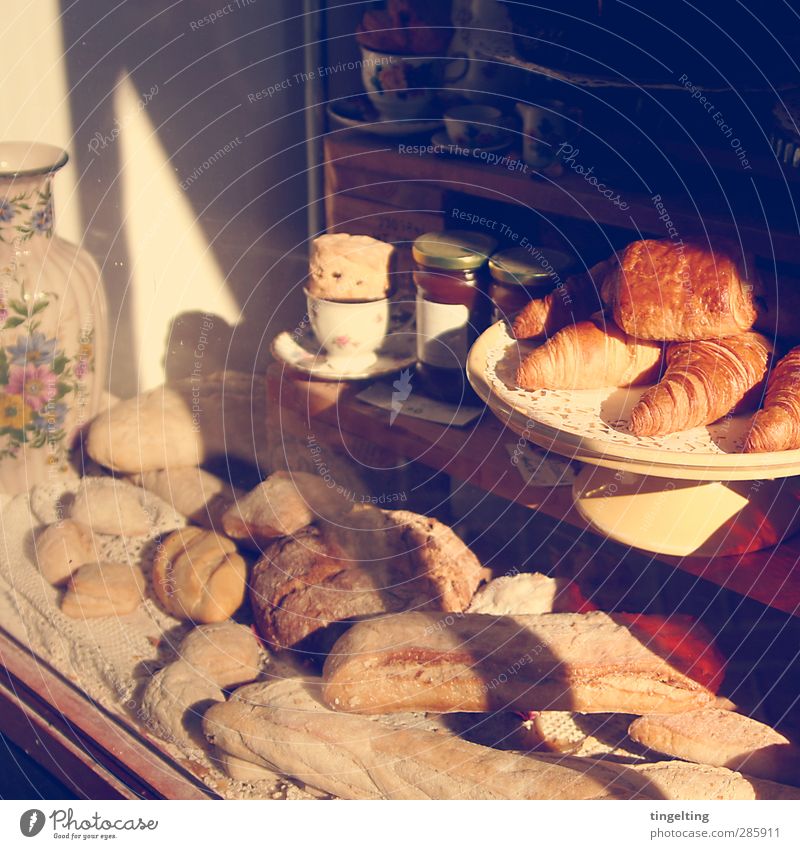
[[305, 289, 390, 372], [444, 104, 504, 147], [516, 101, 579, 168]]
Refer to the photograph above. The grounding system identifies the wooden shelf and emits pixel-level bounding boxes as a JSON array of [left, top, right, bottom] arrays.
[[323, 133, 800, 263], [269, 364, 800, 618]]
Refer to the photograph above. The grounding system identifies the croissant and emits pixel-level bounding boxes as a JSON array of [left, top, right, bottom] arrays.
[[629, 332, 772, 437], [512, 260, 612, 340], [515, 319, 663, 391], [743, 346, 800, 453], [601, 240, 759, 341]]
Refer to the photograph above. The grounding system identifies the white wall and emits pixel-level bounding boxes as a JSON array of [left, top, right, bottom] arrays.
[[1, 0, 312, 395]]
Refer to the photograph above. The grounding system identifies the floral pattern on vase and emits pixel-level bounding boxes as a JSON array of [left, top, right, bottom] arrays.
[[0, 142, 106, 492], [0, 179, 54, 243]]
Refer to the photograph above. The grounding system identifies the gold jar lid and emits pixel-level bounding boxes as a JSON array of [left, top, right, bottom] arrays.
[[412, 230, 498, 271], [489, 246, 574, 287]]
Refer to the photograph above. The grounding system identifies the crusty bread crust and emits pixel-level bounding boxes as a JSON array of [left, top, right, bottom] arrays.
[[629, 709, 800, 785], [204, 678, 800, 800], [322, 611, 718, 715], [250, 508, 483, 654]]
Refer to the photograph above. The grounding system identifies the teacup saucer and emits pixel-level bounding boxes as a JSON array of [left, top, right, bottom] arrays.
[[431, 129, 513, 154], [271, 308, 417, 381], [327, 97, 443, 138]]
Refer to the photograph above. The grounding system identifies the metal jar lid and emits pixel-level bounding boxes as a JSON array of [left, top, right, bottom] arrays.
[[488, 246, 574, 287], [412, 230, 498, 271]]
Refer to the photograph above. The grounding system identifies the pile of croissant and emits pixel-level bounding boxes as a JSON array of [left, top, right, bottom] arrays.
[[512, 239, 800, 453]]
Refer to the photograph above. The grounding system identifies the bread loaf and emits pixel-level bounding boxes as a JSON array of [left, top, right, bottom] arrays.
[[152, 527, 247, 623], [87, 387, 203, 473], [322, 611, 719, 715], [629, 709, 800, 785], [87, 371, 268, 473], [203, 677, 795, 800], [250, 507, 482, 656]]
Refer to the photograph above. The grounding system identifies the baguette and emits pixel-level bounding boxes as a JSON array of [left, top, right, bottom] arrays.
[[203, 678, 798, 800], [322, 611, 719, 716], [629, 709, 800, 786]]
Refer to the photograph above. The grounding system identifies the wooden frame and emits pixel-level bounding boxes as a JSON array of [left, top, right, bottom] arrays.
[[0, 627, 215, 799]]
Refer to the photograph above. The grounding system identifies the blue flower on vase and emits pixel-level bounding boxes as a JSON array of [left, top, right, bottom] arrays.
[[31, 206, 53, 233], [7, 332, 58, 366], [33, 401, 67, 434], [0, 200, 13, 222]]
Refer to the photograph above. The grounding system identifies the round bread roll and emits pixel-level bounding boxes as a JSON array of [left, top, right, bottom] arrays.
[[221, 470, 351, 550], [141, 660, 224, 748], [130, 466, 241, 529], [87, 387, 203, 473], [153, 527, 247, 623], [35, 520, 97, 586], [61, 561, 146, 619], [250, 507, 483, 656], [178, 622, 261, 688], [70, 478, 151, 536]]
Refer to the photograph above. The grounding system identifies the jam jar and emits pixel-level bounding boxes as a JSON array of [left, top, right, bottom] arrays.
[[488, 246, 574, 323], [412, 230, 497, 404]]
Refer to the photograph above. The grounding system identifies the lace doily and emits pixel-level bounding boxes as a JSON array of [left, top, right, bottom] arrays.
[[483, 323, 750, 457]]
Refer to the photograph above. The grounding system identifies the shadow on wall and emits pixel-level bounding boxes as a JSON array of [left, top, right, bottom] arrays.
[[59, 0, 313, 394]]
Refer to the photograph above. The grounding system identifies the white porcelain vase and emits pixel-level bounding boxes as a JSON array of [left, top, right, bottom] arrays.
[[0, 142, 108, 493]]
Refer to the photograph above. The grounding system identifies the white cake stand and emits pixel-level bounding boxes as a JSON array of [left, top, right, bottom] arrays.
[[467, 322, 800, 556]]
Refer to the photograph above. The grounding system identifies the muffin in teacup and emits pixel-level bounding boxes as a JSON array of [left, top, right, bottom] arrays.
[[305, 234, 395, 371]]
